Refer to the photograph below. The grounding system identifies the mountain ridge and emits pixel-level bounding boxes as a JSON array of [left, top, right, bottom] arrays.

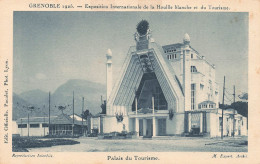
[[13, 79, 106, 120]]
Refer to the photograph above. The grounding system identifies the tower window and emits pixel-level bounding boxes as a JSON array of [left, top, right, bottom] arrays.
[[191, 54, 193, 59], [191, 84, 195, 110], [191, 66, 197, 72], [200, 84, 204, 90]]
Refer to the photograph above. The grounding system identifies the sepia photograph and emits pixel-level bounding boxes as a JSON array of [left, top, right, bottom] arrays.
[[12, 12, 248, 153]]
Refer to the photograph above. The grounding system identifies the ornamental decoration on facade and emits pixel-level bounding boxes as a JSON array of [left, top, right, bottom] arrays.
[[136, 20, 149, 36], [169, 109, 174, 120], [135, 20, 152, 42], [115, 112, 124, 122]]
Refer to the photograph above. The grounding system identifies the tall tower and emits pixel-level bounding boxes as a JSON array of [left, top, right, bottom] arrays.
[[106, 49, 113, 101], [183, 33, 191, 111]]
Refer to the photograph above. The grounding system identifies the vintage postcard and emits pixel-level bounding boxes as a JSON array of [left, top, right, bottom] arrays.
[[0, 0, 259, 163]]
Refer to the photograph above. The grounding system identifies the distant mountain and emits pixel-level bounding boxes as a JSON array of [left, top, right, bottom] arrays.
[[16, 79, 106, 118], [20, 89, 49, 106], [52, 79, 106, 115], [12, 93, 48, 120]]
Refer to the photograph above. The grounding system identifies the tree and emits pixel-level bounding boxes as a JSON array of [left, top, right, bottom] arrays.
[[57, 105, 66, 114], [231, 101, 248, 118], [81, 109, 92, 120], [238, 93, 248, 100]]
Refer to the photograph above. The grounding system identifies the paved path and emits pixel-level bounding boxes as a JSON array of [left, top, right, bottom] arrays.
[[28, 136, 248, 152]]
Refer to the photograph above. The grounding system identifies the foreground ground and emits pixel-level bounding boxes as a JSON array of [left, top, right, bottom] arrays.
[[12, 137, 80, 152], [27, 136, 247, 152]]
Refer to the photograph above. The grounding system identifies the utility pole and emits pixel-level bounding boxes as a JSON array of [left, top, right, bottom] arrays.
[[21, 118, 23, 136], [221, 76, 225, 139], [233, 85, 236, 103], [72, 91, 75, 136], [27, 106, 34, 137], [27, 112, 29, 137], [49, 92, 51, 135], [82, 97, 84, 136], [233, 85, 236, 137], [44, 115, 45, 136]]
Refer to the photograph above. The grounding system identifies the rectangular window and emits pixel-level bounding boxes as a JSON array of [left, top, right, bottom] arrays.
[[30, 124, 40, 128], [18, 124, 27, 128], [42, 123, 49, 127], [191, 53, 193, 59], [191, 84, 195, 110]]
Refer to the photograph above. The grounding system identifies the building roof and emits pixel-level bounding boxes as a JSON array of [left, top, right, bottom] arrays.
[[162, 43, 183, 50], [162, 42, 215, 69], [16, 116, 57, 124], [16, 114, 86, 125], [69, 114, 87, 121]]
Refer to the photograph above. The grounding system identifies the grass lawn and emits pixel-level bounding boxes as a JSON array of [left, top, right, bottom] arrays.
[[12, 136, 80, 152]]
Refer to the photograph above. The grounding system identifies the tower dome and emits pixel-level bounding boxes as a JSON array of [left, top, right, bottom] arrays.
[[183, 33, 190, 44], [106, 49, 112, 57]]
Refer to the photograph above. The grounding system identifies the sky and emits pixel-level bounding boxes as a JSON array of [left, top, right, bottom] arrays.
[[13, 12, 248, 103]]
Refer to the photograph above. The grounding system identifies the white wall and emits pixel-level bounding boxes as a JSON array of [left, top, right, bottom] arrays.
[[209, 113, 219, 137], [166, 113, 184, 135], [241, 117, 248, 136], [102, 116, 129, 133], [17, 123, 49, 137], [12, 121, 18, 135]]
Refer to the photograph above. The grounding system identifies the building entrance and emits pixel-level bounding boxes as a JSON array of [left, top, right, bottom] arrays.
[[146, 119, 153, 137], [132, 73, 168, 111], [139, 119, 143, 136], [158, 118, 166, 136]]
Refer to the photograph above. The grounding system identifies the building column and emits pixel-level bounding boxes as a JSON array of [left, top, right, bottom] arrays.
[[90, 117, 93, 133], [200, 113, 203, 133], [106, 49, 113, 102], [143, 119, 147, 136], [188, 113, 191, 132], [229, 118, 232, 137], [135, 118, 139, 136], [98, 117, 101, 133], [183, 36, 191, 111], [153, 117, 156, 137], [152, 96, 156, 137]]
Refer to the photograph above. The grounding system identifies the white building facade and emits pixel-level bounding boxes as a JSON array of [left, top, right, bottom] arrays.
[[101, 20, 247, 137]]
